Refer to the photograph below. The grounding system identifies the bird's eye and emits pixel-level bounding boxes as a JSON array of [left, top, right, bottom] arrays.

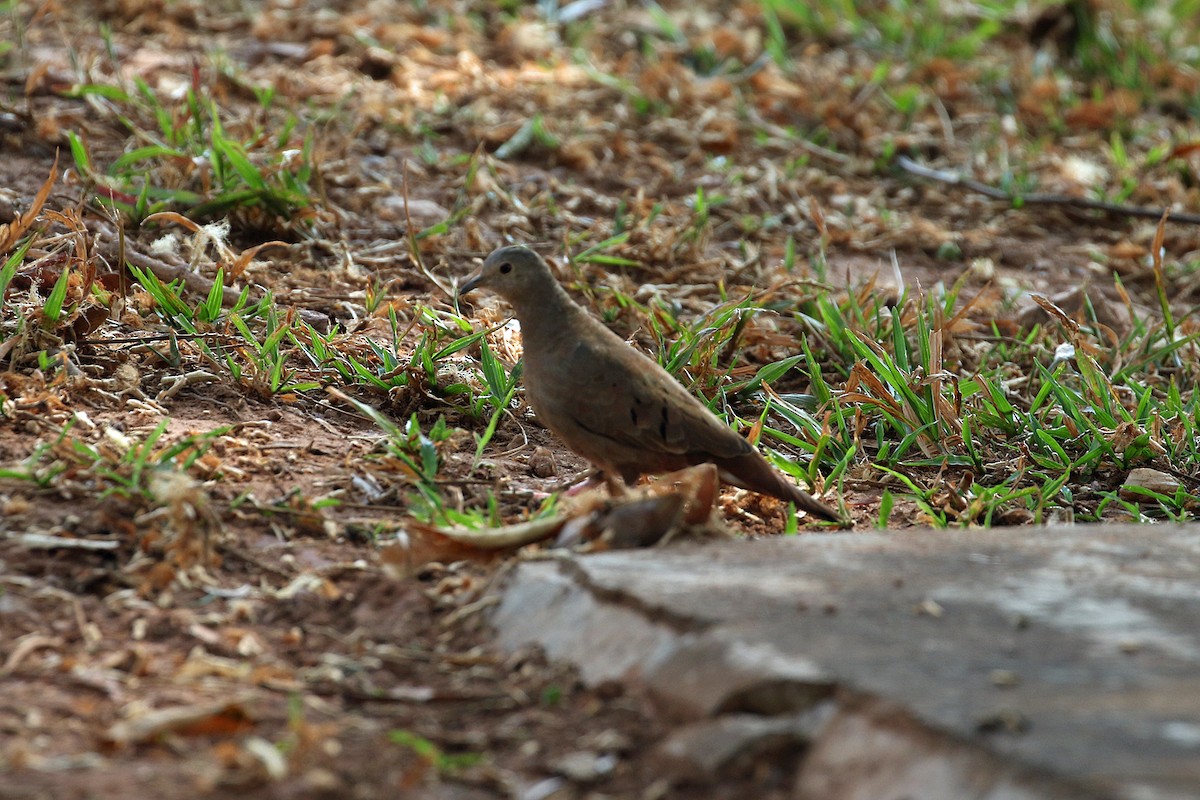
[[498, 262, 513, 274]]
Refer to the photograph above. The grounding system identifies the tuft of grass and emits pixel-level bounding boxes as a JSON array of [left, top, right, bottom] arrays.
[[387, 729, 484, 776], [791, 239, 1200, 525], [1, 415, 228, 503], [472, 337, 522, 462], [330, 389, 456, 523], [64, 72, 314, 229]]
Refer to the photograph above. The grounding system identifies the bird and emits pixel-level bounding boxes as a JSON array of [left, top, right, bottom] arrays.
[[457, 245, 841, 523]]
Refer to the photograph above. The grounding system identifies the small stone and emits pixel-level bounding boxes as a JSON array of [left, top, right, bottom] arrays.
[[377, 196, 449, 225], [1046, 506, 1075, 525], [967, 257, 995, 280], [990, 669, 1020, 688], [529, 446, 557, 478], [301, 767, 342, 792], [1120, 468, 1181, 502], [519, 776, 565, 800], [549, 750, 617, 782], [916, 598, 944, 618], [580, 728, 633, 753], [496, 21, 558, 60]]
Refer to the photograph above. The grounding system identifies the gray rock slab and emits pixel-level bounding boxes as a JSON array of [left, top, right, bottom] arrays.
[[655, 705, 836, 779], [492, 526, 1200, 800]]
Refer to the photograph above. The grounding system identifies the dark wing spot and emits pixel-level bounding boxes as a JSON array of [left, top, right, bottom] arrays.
[[630, 407, 638, 425], [659, 405, 669, 440]]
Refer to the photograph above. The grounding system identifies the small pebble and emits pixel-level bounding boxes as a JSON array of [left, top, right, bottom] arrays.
[[529, 446, 557, 478]]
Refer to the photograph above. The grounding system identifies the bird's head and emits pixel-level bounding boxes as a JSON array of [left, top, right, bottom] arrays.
[[457, 246, 551, 303]]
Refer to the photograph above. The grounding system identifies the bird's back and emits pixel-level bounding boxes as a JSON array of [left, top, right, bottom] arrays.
[[522, 306, 757, 481]]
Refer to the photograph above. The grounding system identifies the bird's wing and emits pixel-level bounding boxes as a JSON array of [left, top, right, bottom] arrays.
[[553, 332, 754, 462]]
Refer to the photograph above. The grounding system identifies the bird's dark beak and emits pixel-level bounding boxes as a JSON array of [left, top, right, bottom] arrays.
[[457, 269, 484, 298]]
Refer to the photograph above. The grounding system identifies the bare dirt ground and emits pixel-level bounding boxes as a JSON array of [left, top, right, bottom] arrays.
[[2, 0, 1199, 797]]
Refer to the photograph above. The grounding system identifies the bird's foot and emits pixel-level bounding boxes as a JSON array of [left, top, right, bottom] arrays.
[[601, 471, 632, 498]]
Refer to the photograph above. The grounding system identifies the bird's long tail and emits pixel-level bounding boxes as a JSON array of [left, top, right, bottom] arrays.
[[715, 452, 841, 522]]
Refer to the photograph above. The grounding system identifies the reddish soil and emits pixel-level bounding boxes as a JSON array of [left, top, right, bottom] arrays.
[[2, 1, 1196, 797]]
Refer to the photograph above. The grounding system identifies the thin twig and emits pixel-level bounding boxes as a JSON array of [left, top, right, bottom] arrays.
[[90, 220, 332, 330], [79, 332, 229, 345], [896, 155, 1200, 225], [744, 107, 852, 165], [12, 533, 120, 551]]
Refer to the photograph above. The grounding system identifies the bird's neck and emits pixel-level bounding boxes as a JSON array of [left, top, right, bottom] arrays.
[[509, 282, 586, 352]]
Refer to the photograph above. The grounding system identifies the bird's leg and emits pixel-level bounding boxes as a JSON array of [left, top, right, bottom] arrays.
[[602, 471, 632, 499]]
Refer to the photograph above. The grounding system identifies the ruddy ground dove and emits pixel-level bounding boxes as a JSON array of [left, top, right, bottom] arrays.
[[458, 246, 840, 522]]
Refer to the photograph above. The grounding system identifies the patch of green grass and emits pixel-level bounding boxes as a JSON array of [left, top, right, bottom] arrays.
[[64, 71, 314, 228], [334, 390, 455, 519], [132, 264, 319, 396], [0, 1, 26, 66], [387, 730, 484, 775], [132, 259, 514, 408], [790, 249, 1200, 525], [471, 336, 522, 462], [494, 114, 559, 160], [0, 221, 112, 375], [577, 59, 669, 116], [761, 0, 1198, 88], [761, 0, 1002, 64], [0, 416, 229, 503], [649, 292, 756, 397], [761, 0, 862, 50], [571, 232, 641, 268]]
